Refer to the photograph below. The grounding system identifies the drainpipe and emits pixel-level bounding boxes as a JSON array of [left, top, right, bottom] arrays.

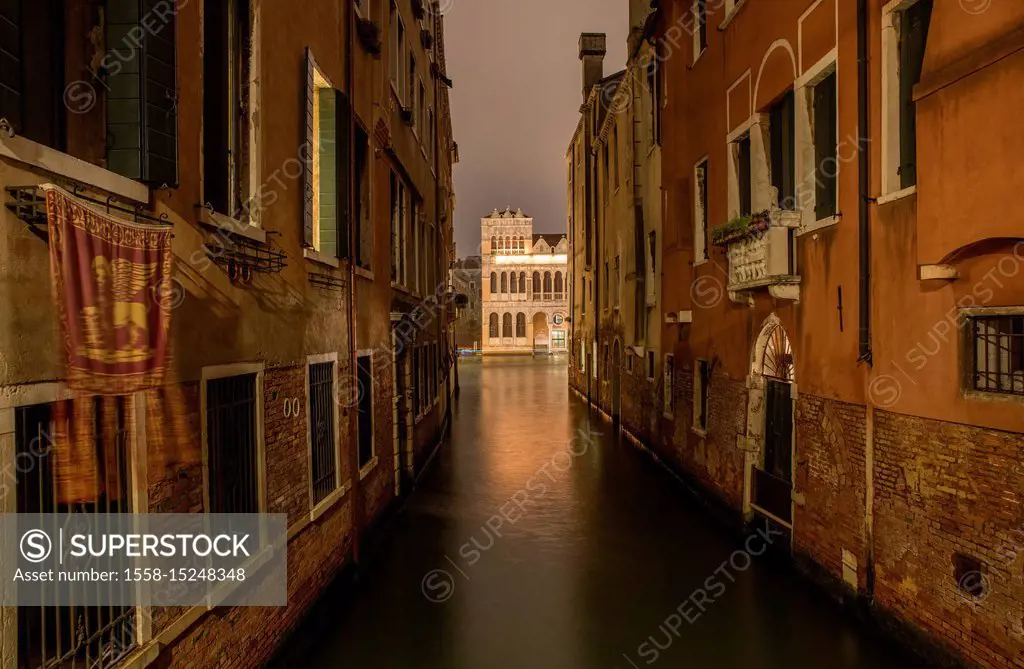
[[345, 0, 362, 566], [856, 0, 875, 601], [857, 0, 872, 367]]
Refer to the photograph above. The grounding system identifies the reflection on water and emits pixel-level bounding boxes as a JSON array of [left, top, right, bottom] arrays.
[[275, 356, 925, 669]]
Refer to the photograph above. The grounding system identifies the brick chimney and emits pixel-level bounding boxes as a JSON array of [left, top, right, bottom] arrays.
[[579, 33, 607, 101]]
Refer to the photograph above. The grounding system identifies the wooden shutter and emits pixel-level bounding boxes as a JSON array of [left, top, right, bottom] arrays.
[[898, 0, 932, 189], [202, 0, 230, 212], [769, 90, 795, 209], [107, 0, 179, 187], [737, 135, 752, 216], [0, 0, 22, 135], [336, 90, 352, 259], [302, 48, 315, 247], [814, 71, 838, 220]]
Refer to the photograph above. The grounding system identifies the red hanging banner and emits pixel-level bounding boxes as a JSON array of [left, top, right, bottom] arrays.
[[44, 184, 174, 395]]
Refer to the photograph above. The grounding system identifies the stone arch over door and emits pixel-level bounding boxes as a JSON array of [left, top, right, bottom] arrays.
[[532, 312, 549, 351], [744, 314, 797, 530]]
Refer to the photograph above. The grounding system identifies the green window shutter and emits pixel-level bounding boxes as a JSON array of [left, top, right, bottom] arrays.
[[106, 0, 178, 187], [317, 88, 337, 257], [302, 48, 315, 247]]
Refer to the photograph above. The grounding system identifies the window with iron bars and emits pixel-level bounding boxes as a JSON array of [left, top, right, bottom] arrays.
[[308, 362, 338, 505], [16, 397, 135, 669], [206, 373, 261, 514], [972, 315, 1024, 396]]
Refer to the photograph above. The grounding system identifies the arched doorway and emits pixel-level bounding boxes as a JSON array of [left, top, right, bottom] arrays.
[[746, 316, 795, 527], [611, 340, 622, 425], [532, 312, 549, 352]]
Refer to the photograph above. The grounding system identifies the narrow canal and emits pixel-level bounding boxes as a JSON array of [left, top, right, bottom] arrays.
[[274, 357, 924, 669]]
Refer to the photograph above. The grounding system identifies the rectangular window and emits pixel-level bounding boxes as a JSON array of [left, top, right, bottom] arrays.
[[737, 134, 752, 217], [391, 10, 405, 99], [390, 172, 407, 284], [695, 359, 710, 431], [664, 354, 675, 416], [613, 124, 619, 188], [204, 0, 249, 215], [315, 86, 339, 256], [695, 159, 709, 261], [693, 0, 707, 60], [412, 347, 421, 415], [408, 53, 416, 111], [16, 398, 136, 669], [972, 315, 1024, 396], [308, 361, 338, 505], [357, 354, 375, 468], [206, 373, 261, 513], [647, 350, 656, 380], [647, 42, 662, 145], [592, 342, 598, 379], [813, 71, 838, 220], [769, 90, 796, 210], [419, 80, 426, 136]]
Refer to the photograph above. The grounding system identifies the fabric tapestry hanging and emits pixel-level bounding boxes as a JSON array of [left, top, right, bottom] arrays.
[[44, 184, 173, 394]]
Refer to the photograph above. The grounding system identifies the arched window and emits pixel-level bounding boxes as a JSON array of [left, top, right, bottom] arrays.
[[510, 273, 518, 293], [504, 236, 511, 252], [516, 313, 526, 337], [489, 313, 498, 337], [543, 271, 552, 293], [554, 272, 563, 294], [490, 272, 497, 293], [516, 235, 523, 253], [490, 236, 496, 253], [500, 272, 508, 293], [519, 272, 526, 293], [502, 313, 513, 338], [532, 271, 541, 294]]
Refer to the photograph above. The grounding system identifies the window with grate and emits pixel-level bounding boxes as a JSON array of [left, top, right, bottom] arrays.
[[16, 397, 135, 669], [972, 315, 1024, 396], [308, 362, 338, 505], [357, 354, 375, 468], [206, 373, 260, 514]]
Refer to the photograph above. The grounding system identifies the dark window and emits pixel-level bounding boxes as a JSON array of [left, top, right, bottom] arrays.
[[899, 0, 933, 189], [355, 124, 372, 268], [519, 272, 526, 293], [554, 272, 563, 295], [737, 134, 752, 217], [696, 0, 708, 54], [16, 398, 135, 669], [357, 355, 374, 468], [500, 272, 508, 293], [972, 315, 1024, 396], [489, 312, 498, 337], [207, 373, 260, 514], [697, 359, 710, 430], [490, 271, 497, 293], [953, 553, 986, 598], [814, 71, 838, 220], [510, 272, 518, 294], [502, 312, 513, 338], [0, 0, 63, 150], [308, 362, 337, 505], [697, 161, 709, 259], [764, 378, 793, 482], [532, 271, 541, 294], [647, 42, 662, 145], [647, 350, 655, 379], [516, 312, 526, 337], [412, 347, 420, 416], [544, 271, 553, 295], [205, 0, 248, 215], [769, 90, 796, 210]]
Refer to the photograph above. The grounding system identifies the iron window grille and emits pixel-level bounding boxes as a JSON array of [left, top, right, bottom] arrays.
[[309, 362, 338, 505], [206, 373, 260, 514], [16, 397, 135, 669], [972, 315, 1024, 396]]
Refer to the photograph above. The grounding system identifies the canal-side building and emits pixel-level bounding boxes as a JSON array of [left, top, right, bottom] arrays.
[[572, 1, 1024, 668], [452, 255, 483, 352], [481, 208, 569, 354], [567, 12, 664, 448], [0, 0, 456, 667]]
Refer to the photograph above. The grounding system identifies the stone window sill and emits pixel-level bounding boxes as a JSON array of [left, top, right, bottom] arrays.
[[798, 214, 842, 237], [303, 247, 340, 268], [199, 208, 266, 244], [355, 266, 374, 281], [691, 425, 708, 438], [875, 185, 917, 206], [0, 132, 149, 203], [359, 456, 379, 481], [309, 480, 352, 523]]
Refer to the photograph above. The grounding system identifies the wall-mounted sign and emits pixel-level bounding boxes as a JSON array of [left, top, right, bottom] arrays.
[[552, 314, 564, 326]]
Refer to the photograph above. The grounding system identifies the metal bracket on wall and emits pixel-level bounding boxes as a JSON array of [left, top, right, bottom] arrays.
[[308, 272, 346, 292], [5, 183, 173, 236], [204, 230, 286, 286]]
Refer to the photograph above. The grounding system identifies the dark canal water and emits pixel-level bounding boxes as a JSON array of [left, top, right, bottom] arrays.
[[274, 356, 924, 669]]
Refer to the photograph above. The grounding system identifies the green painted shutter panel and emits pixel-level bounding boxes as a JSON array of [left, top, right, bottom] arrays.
[[302, 48, 315, 247], [106, 0, 178, 187], [336, 90, 352, 259]]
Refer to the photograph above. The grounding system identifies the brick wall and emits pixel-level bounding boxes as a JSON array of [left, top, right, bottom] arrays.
[[872, 410, 1024, 669], [265, 366, 310, 527], [360, 352, 396, 526]]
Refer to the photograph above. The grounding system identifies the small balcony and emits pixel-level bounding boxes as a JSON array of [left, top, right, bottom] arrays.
[[712, 209, 801, 304]]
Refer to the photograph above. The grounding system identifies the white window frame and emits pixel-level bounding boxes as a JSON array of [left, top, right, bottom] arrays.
[[391, 8, 406, 103], [694, 157, 709, 265], [726, 115, 770, 220], [879, 0, 926, 203], [306, 353, 347, 522], [308, 60, 337, 259], [691, 0, 707, 64], [357, 350, 379, 479], [795, 50, 840, 235]]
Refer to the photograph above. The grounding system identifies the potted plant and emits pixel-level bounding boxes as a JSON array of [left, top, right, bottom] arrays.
[[710, 210, 771, 246], [357, 18, 382, 56]]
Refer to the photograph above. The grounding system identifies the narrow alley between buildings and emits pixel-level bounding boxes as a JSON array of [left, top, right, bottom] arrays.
[[274, 357, 924, 669]]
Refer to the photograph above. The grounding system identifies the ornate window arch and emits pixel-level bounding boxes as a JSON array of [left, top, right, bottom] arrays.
[[510, 273, 518, 293], [543, 271, 552, 293], [516, 312, 526, 337], [490, 236, 496, 253], [502, 312, 513, 338], [532, 271, 541, 293], [753, 317, 795, 381], [489, 272, 497, 293], [500, 272, 508, 293], [554, 271, 563, 294], [488, 313, 498, 337], [519, 272, 526, 293]]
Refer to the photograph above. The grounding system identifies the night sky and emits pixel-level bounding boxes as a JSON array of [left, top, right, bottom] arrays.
[[443, 0, 627, 257]]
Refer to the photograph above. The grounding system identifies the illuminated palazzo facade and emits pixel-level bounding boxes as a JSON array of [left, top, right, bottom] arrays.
[[481, 208, 569, 354]]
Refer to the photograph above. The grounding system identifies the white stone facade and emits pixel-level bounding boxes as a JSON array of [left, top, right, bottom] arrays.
[[481, 208, 569, 354]]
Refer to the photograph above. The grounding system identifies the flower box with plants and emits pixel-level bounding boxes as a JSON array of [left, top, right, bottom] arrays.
[[711, 210, 770, 247]]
